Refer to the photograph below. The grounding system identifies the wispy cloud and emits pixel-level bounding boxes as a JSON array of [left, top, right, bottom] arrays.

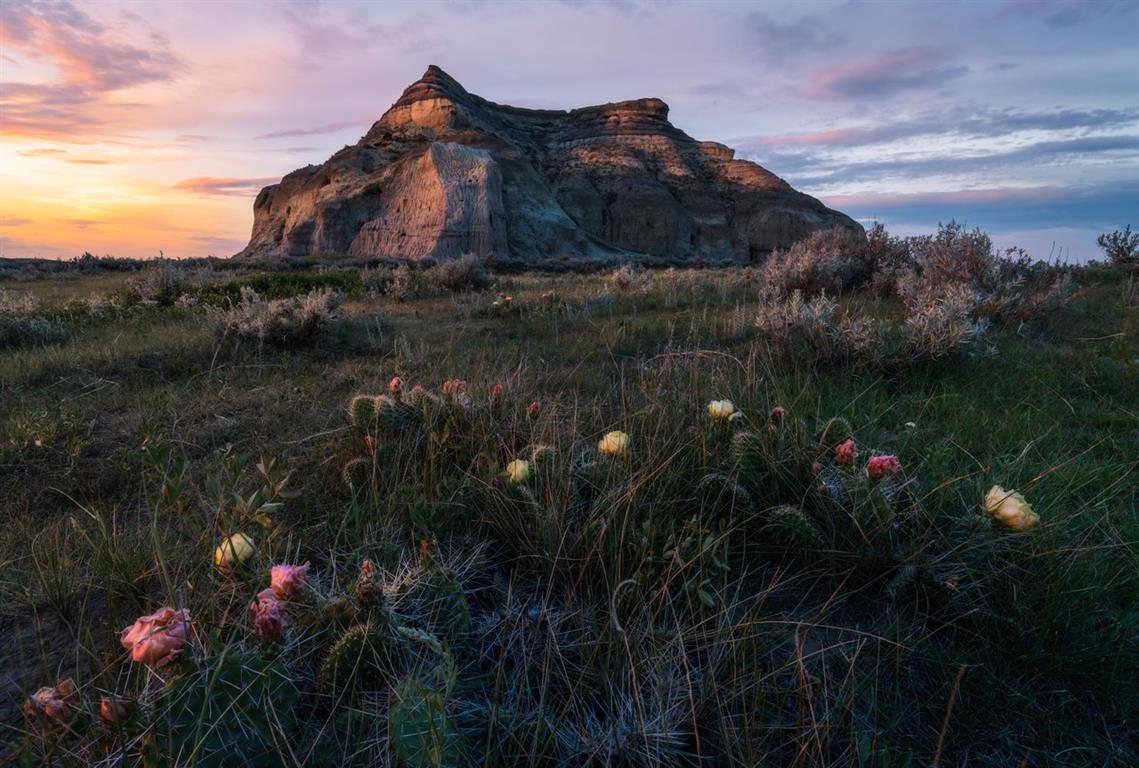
[[255, 121, 360, 140], [801, 47, 968, 100], [993, 0, 1137, 27], [823, 180, 1139, 234], [742, 107, 1139, 150], [823, 186, 1072, 209], [281, 6, 389, 57], [744, 10, 845, 60], [173, 176, 279, 196], [18, 148, 68, 158], [55, 218, 102, 230], [17, 148, 112, 164], [801, 135, 1139, 186]]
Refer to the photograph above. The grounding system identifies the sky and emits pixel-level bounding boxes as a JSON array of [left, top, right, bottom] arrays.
[[1, 0, 1137, 263]]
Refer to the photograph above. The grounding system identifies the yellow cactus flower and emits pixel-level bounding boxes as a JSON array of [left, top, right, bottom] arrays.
[[598, 430, 629, 457], [984, 485, 1040, 532], [214, 532, 255, 570], [707, 400, 736, 423], [506, 459, 531, 485]]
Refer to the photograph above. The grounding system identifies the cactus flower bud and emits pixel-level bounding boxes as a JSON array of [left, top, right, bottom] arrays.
[[506, 459, 531, 485], [598, 430, 629, 457], [707, 400, 736, 423], [214, 532, 255, 571]]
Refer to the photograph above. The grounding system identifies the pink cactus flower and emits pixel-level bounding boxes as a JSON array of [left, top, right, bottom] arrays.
[[120, 607, 189, 667], [250, 589, 286, 644], [441, 378, 467, 396], [866, 454, 902, 481], [527, 400, 541, 419], [810, 461, 823, 476], [834, 438, 858, 467], [769, 406, 786, 424], [99, 695, 135, 728], [25, 679, 76, 725], [389, 377, 404, 395], [270, 563, 309, 600]]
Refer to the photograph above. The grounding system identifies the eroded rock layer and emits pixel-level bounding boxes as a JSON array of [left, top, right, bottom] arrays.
[[238, 66, 860, 263]]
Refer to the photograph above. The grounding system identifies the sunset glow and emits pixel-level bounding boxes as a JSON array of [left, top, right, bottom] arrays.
[[2, 0, 1137, 261]]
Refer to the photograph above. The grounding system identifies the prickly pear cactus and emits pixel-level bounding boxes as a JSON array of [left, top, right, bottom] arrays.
[[388, 678, 462, 768], [730, 430, 768, 484], [412, 567, 471, 650], [817, 416, 854, 448], [764, 505, 823, 550], [694, 472, 756, 520], [375, 396, 424, 439], [342, 457, 371, 490], [408, 385, 438, 410], [316, 595, 359, 626], [163, 653, 299, 768], [348, 394, 378, 431], [526, 443, 556, 473], [320, 616, 408, 695]]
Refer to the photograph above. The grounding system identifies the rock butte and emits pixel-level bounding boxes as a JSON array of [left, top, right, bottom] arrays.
[[238, 65, 861, 264]]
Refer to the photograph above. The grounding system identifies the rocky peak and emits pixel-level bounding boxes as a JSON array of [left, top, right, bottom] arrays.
[[238, 67, 861, 263]]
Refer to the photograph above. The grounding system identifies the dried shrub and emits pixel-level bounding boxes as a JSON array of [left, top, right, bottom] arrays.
[[607, 263, 650, 292], [428, 253, 491, 291], [1097, 225, 1139, 265], [897, 222, 1070, 325], [361, 265, 396, 298], [122, 266, 209, 305], [755, 281, 987, 366], [219, 286, 341, 348], [901, 281, 988, 360], [0, 316, 67, 350], [762, 226, 873, 296], [0, 288, 38, 316], [390, 265, 434, 302], [864, 222, 912, 297], [753, 288, 875, 363], [1125, 269, 1139, 309], [0, 289, 67, 350]]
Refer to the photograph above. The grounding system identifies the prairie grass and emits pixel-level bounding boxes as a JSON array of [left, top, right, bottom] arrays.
[[0, 242, 1136, 767]]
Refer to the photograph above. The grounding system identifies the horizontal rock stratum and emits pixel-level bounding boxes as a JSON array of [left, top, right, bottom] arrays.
[[237, 65, 861, 264]]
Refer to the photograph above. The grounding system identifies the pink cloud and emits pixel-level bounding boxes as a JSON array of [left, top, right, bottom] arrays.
[[174, 177, 279, 197], [801, 47, 967, 100], [753, 128, 876, 147]]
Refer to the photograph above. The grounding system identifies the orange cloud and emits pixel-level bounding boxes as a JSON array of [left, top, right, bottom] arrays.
[[173, 177, 279, 197], [0, 1, 179, 141]]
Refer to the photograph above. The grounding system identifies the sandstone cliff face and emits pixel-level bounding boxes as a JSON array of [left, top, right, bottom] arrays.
[[238, 66, 861, 263]]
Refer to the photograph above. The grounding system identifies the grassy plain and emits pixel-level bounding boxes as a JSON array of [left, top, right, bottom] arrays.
[[1, 258, 1136, 766]]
